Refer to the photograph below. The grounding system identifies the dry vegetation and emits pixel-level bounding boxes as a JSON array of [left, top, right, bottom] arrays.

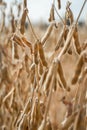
[[0, 0, 87, 130]]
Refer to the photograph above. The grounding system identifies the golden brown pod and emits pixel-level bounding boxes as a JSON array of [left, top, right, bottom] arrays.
[[73, 27, 81, 54], [43, 62, 57, 92], [38, 60, 43, 76], [38, 42, 47, 67], [55, 26, 66, 51], [71, 52, 85, 84], [11, 12, 16, 33], [57, 0, 61, 9], [39, 70, 48, 90], [24, 0, 27, 9], [65, 1, 74, 25], [20, 8, 28, 34], [57, 24, 75, 60], [12, 34, 24, 47], [48, 4, 55, 22], [57, 60, 70, 91], [33, 42, 38, 65], [63, 26, 69, 40], [22, 36, 32, 53], [41, 22, 54, 46]]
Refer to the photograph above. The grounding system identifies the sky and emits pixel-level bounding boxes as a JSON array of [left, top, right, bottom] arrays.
[[3, 0, 87, 23]]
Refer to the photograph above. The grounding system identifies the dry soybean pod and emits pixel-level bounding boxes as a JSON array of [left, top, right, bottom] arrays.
[[73, 26, 81, 54], [43, 65, 53, 92], [65, 1, 74, 25], [41, 22, 55, 46], [57, 60, 70, 91], [55, 26, 66, 51], [17, 3, 21, 17], [35, 64, 40, 91], [38, 42, 47, 67], [73, 76, 87, 130], [11, 14, 16, 33], [24, 55, 30, 73], [11, 41, 15, 62], [29, 76, 35, 92], [12, 34, 24, 47], [48, 4, 55, 22], [31, 98, 42, 129], [71, 52, 85, 85], [0, 10, 5, 32], [38, 60, 43, 76], [39, 69, 48, 91], [23, 0, 27, 9], [20, 8, 28, 34], [21, 36, 32, 53], [63, 26, 69, 40], [57, 24, 75, 60], [33, 41, 38, 65], [43, 62, 57, 92], [57, 0, 61, 9], [53, 75, 57, 91]]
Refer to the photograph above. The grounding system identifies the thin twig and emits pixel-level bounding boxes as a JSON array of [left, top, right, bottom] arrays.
[[76, 0, 87, 24], [54, 5, 65, 25], [27, 13, 39, 41]]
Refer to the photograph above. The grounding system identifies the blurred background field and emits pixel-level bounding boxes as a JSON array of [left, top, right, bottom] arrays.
[[2, 0, 87, 23]]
